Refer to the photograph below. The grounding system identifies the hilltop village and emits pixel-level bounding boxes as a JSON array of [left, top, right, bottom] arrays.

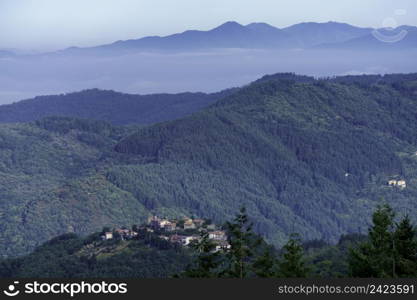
[[100, 216, 230, 252]]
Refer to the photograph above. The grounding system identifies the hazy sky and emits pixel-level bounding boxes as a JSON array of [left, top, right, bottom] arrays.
[[1, 0, 417, 51]]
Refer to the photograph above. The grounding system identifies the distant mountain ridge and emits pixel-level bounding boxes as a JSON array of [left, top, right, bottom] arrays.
[[282, 21, 373, 47], [64, 21, 297, 54], [4, 21, 416, 105], [58, 21, 417, 55], [317, 26, 417, 50]]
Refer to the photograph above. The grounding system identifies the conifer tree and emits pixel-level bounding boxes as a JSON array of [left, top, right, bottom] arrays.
[[181, 208, 277, 278], [223, 207, 260, 278], [181, 231, 223, 278], [349, 204, 395, 277], [394, 215, 417, 277], [252, 247, 279, 277], [278, 233, 309, 277]]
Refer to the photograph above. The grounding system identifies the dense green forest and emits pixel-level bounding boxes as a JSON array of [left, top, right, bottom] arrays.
[[1, 206, 414, 278], [1, 73, 417, 258], [0, 89, 234, 125], [0, 231, 192, 278]]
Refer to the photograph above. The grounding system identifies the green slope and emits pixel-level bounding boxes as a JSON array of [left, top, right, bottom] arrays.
[[0, 232, 192, 278], [113, 75, 417, 245], [0, 89, 234, 125], [1, 74, 417, 258], [0, 118, 148, 256]]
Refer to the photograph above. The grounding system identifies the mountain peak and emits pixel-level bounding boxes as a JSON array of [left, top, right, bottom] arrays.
[[245, 22, 280, 32], [284, 21, 363, 30], [211, 21, 245, 32]]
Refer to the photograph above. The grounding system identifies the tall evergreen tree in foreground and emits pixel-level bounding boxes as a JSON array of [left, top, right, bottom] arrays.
[[180, 207, 278, 278], [180, 205, 414, 278], [252, 247, 279, 278], [180, 232, 223, 278], [394, 215, 417, 277], [348, 204, 417, 278], [278, 233, 309, 277], [222, 207, 261, 278]]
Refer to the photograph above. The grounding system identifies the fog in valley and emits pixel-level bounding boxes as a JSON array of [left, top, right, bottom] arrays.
[[1, 48, 416, 104]]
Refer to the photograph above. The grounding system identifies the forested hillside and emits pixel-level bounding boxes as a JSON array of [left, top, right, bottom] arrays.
[[0, 217, 352, 278], [2, 205, 414, 278], [0, 89, 234, 125], [1, 73, 417, 258], [0, 117, 148, 256], [114, 73, 417, 245], [0, 232, 192, 278]]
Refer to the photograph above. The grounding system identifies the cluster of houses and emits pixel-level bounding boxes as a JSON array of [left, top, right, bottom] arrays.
[[148, 215, 213, 231], [388, 179, 407, 189], [101, 228, 138, 241], [101, 216, 230, 252]]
